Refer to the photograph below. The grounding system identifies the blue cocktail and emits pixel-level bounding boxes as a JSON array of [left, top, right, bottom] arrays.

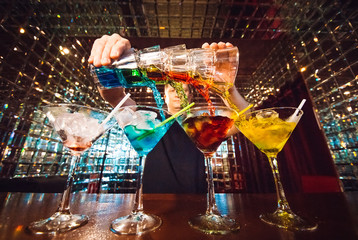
[[111, 105, 174, 235]]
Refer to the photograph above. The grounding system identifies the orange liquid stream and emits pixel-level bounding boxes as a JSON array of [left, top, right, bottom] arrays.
[[143, 66, 236, 116], [167, 71, 215, 115]]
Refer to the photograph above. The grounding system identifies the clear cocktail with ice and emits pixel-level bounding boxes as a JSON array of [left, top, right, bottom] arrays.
[[27, 104, 117, 235]]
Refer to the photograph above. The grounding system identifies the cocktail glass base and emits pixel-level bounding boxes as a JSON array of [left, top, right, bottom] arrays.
[[27, 212, 89, 235], [188, 213, 240, 235], [260, 209, 318, 231], [110, 212, 162, 235]]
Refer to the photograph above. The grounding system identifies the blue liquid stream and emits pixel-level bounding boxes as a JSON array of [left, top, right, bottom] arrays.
[[93, 67, 164, 109]]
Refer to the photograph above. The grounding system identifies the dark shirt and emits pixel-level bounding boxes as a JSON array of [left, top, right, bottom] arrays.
[[142, 121, 207, 193]]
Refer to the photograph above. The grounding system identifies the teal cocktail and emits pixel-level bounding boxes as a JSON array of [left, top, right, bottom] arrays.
[[123, 112, 171, 156], [111, 105, 175, 235]]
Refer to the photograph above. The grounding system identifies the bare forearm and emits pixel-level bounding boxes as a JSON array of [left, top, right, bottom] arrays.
[[227, 86, 250, 111], [98, 87, 136, 107]]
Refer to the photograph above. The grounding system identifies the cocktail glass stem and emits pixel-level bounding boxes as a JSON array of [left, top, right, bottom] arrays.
[[205, 155, 219, 215], [132, 156, 144, 214], [261, 155, 318, 231], [267, 156, 291, 212], [27, 153, 89, 235], [57, 154, 79, 213], [111, 155, 162, 235], [188, 154, 239, 234]]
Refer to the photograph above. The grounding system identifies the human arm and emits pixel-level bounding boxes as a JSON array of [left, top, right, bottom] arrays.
[[88, 34, 136, 107]]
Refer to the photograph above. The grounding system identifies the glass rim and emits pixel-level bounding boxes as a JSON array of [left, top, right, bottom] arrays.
[[248, 106, 304, 115], [182, 105, 240, 117], [187, 104, 238, 111], [40, 103, 110, 115], [117, 104, 172, 115]]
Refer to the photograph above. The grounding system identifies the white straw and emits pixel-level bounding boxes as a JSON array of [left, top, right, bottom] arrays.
[[287, 99, 306, 123], [294, 99, 306, 116], [100, 93, 131, 127]]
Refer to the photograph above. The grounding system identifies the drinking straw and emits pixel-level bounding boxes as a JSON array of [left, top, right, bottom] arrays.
[[137, 102, 195, 141], [293, 99, 306, 117], [287, 99, 306, 123], [237, 104, 253, 116], [100, 93, 131, 127], [154, 102, 195, 129]]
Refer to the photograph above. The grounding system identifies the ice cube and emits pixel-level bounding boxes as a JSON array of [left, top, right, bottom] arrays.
[[115, 107, 136, 128], [133, 110, 157, 130], [136, 119, 155, 130], [79, 116, 103, 140], [136, 110, 157, 121], [51, 112, 75, 131], [53, 112, 103, 142], [153, 118, 161, 126], [256, 110, 279, 120]]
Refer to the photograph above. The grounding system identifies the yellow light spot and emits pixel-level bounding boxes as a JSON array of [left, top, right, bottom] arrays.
[[300, 67, 306, 72], [19, 28, 25, 34]]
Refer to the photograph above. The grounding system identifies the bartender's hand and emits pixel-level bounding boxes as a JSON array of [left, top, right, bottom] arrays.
[[202, 42, 236, 90], [88, 34, 135, 107], [202, 42, 250, 112], [88, 33, 131, 67], [202, 42, 233, 50]]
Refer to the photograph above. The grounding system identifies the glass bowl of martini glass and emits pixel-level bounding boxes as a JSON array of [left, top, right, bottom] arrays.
[[236, 107, 318, 231], [179, 105, 240, 234], [27, 104, 117, 235], [110, 105, 176, 235]]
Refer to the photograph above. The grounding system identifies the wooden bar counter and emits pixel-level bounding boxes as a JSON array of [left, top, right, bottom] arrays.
[[0, 192, 357, 240]]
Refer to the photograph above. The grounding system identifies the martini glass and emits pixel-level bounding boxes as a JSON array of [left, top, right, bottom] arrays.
[[236, 107, 318, 231], [111, 105, 175, 235], [180, 105, 240, 234], [27, 104, 117, 235]]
